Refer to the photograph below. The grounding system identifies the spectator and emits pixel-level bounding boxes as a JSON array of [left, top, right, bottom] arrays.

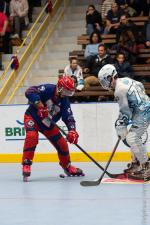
[[117, 14, 138, 41], [83, 44, 114, 89], [64, 58, 84, 91], [0, 0, 10, 16], [0, 11, 10, 70], [143, 17, 150, 48], [104, 2, 124, 34], [10, 0, 29, 39], [86, 4, 103, 35], [116, 30, 138, 64], [130, 0, 150, 16], [84, 31, 102, 61], [121, 4, 136, 17], [101, 0, 115, 20], [114, 52, 133, 78]]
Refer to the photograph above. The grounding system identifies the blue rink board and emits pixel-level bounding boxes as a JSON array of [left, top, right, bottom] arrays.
[[0, 162, 149, 225]]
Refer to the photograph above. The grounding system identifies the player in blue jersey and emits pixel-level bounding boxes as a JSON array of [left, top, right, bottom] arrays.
[[22, 76, 84, 180], [98, 64, 150, 180]]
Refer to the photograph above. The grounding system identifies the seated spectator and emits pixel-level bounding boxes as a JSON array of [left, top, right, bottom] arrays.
[[143, 17, 150, 48], [64, 58, 84, 91], [115, 30, 138, 64], [121, 4, 136, 17], [117, 14, 138, 41], [101, 0, 115, 20], [114, 52, 133, 78], [130, 0, 150, 16], [104, 2, 124, 34], [84, 31, 102, 61], [83, 44, 114, 89], [86, 4, 103, 35], [10, 0, 29, 39]]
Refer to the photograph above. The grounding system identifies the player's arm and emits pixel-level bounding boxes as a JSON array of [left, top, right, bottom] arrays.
[[115, 87, 132, 140], [61, 98, 79, 144], [25, 85, 48, 119]]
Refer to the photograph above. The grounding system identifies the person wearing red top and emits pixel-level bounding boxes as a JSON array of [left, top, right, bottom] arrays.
[[0, 11, 11, 70]]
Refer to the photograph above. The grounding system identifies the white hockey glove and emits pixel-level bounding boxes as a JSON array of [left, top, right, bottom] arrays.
[[76, 84, 84, 91], [115, 114, 129, 140]]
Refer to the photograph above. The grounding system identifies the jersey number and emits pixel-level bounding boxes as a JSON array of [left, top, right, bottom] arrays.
[[128, 84, 141, 104]]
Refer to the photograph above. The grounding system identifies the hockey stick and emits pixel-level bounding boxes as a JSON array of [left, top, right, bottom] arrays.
[[80, 137, 121, 187], [44, 117, 124, 179]]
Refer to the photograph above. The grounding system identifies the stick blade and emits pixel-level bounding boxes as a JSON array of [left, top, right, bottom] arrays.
[[80, 180, 100, 187]]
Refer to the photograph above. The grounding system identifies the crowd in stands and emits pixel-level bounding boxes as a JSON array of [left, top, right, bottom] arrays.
[[0, 0, 42, 70], [62, 1, 150, 102]]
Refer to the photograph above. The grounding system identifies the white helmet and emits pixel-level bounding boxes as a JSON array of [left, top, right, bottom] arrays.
[[98, 64, 117, 90]]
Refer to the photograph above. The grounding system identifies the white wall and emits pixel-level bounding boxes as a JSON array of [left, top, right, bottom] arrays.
[[0, 103, 149, 154]]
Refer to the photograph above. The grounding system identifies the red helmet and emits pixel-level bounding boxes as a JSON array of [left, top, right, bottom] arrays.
[[57, 76, 75, 96]]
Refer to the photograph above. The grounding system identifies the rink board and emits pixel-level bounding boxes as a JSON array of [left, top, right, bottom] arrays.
[[0, 103, 150, 162]]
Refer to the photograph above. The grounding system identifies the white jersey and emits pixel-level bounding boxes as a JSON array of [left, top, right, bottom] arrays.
[[115, 77, 150, 121], [64, 65, 84, 90]]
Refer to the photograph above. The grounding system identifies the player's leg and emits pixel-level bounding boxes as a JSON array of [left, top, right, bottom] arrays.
[[125, 113, 150, 179], [43, 125, 84, 176], [22, 114, 39, 178]]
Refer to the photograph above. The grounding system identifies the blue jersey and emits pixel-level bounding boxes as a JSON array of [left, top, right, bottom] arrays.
[[25, 84, 76, 131]]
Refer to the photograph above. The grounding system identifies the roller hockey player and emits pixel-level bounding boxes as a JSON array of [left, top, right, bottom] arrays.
[[22, 76, 84, 181], [98, 64, 150, 181]]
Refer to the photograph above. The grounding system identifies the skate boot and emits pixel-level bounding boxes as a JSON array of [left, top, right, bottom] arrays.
[[124, 160, 140, 174], [128, 161, 150, 181], [22, 159, 32, 182], [64, 164, 85, 177]]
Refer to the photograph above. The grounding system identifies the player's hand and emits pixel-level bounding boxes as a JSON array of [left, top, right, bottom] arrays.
[[37, 106, 49, 119], [115, 119, 128, 140], [67, 130, 79, 144]]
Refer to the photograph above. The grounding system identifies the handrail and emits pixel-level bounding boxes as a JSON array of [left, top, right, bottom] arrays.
[[6, 0, 69, 104], [7, 8, 66, 104], [0, 0, 66, 103]]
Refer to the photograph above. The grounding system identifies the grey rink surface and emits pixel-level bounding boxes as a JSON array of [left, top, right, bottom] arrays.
[[0, 162, 150, 225]]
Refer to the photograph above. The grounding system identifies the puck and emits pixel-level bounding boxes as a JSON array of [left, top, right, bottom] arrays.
[[59, 174, 65, 178]]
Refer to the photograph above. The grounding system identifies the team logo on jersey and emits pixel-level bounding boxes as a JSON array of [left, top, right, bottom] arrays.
[[27, 120, 35, 127], [38, 86, 45, 91]]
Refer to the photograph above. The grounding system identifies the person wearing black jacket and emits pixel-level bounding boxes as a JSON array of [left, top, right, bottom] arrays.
[[114, 52, 133, 78], [83, 44, 114, 89], [86, 4, 103, 35]]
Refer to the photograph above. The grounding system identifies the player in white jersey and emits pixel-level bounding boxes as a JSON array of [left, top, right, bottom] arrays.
[[98, 64, 150, 180]]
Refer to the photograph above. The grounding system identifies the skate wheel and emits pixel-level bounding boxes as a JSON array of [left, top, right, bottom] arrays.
[[59, 174, 65, 178], [23, 176, 28, 182], [81, 173, 85, 177]]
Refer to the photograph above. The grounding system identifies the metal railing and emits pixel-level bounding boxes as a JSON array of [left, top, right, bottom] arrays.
[[0, 0, 69, 103]]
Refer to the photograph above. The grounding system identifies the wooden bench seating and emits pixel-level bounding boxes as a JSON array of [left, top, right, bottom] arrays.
[[69, 49, 150, 66], [59, 65, 150, 99], [77, 34, 116, 46], [78, 17, 148, 47], [59, 65, 150, 77], [73, 83, 150, 99]]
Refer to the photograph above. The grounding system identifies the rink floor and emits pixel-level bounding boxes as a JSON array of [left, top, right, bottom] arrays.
[[0, 162, 150, 225]]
